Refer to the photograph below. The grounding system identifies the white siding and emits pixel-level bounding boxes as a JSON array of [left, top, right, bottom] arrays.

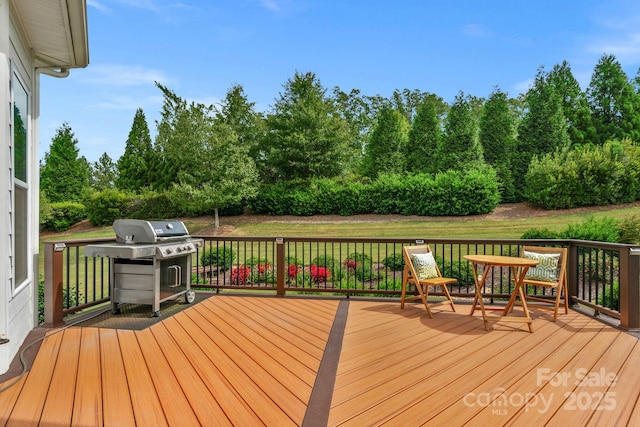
[[0, 2, 37, 375]]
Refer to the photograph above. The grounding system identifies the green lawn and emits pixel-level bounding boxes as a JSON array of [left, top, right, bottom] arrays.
[[40, 203, 640, 242], [215, 204, 640, 239]]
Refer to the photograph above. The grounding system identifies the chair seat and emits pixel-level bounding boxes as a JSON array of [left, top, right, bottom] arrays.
[[419, 277, 457, 286], [401, 245, 456, 318], [520, 246, 568, 321]]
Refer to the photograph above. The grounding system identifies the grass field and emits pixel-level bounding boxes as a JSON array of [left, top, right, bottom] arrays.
[[199, 203, 640, 239], [40, 202, 640, 242]]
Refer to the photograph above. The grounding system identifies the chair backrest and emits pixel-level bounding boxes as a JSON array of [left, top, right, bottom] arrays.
[[521, 245, 568, 285], [403, 245, 443, 280]]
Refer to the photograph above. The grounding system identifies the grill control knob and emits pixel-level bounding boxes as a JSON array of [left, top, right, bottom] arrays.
[[166, 248, 173, 254]]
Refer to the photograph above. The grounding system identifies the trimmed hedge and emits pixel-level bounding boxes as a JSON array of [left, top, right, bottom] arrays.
[[248, 167, 501, 216]]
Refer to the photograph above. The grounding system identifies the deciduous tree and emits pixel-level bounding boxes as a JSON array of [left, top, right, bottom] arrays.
[[154, 84, 258, 227]]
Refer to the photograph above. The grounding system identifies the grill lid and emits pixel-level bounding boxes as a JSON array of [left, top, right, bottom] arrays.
[[114, 219, 190, 244]]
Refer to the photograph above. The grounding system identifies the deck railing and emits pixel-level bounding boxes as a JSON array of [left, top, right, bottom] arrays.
[[43, 237, 640, 330]]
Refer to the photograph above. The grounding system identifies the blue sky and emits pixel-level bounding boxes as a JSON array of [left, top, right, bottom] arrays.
[[40, 0, 640, 163]]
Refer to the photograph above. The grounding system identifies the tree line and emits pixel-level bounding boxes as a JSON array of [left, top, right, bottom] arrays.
[[39, 53, 640, 229]]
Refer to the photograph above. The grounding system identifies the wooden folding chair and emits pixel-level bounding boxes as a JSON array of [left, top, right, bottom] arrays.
[[401, 245, 456, 318], [520, 246, 568, 321]]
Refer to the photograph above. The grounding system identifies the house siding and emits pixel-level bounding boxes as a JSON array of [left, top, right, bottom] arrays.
[[0, 1, 38, 374]]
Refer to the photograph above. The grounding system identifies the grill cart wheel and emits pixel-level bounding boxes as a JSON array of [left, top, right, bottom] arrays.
[[185, 290, 196, 304]]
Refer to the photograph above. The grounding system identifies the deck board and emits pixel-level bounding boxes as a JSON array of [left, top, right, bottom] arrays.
[[72, 328, 103, 426], [1, 296, 639, 426], [99, 328, 136, 427], [40, 327, 81, 426], [5, 329, 64, 426], [117, 329, 168, 426], [135, 328, 202, 426]]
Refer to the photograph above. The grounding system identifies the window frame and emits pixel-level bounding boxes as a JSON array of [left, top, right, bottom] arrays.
[[10, 65, 31, 295]]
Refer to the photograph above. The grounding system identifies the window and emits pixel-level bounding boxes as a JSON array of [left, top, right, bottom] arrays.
[[12, 71, 29, 291]]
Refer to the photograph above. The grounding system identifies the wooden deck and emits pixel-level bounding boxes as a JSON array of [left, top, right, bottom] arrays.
[[1, 295, 639, 426]]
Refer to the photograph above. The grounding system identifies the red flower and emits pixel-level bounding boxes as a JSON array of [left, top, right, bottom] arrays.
[[257, 263, 271, 274], [310, 264, 331, 282], [231, 266, 252, 285], [343, 259, 358, 271], [288, 264, 300, 278]]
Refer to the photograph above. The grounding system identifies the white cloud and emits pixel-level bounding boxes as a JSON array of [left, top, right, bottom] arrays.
[[260, 0, 282, 12], [587, 33, 640, 63], [87, 0, 110, 13], [513, 78, 534, 94], [462, 24, 488, 38], [79, 64, 171, 86]]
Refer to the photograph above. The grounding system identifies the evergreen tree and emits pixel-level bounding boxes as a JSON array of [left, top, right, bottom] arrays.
[[116, 108, 154, 190], [153, 84, 190, 190], [587, 54, 640, 144], [479, 88, 517, 202], [438, 92, 484, 173], [547, 60, 595, 146], [261, 71, 351, 182], [404, 99, 442, 174], [362, 106, 410, 178], [40, 123, 88, 202], [515, 68, 570, 198], [90, 152, 117, 191]]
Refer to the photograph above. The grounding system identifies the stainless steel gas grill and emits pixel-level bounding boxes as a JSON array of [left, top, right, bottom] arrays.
[[85, 219, 203, 317]]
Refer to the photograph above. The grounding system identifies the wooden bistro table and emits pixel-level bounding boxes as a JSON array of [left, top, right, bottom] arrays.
[[463, 254, 539, 333]]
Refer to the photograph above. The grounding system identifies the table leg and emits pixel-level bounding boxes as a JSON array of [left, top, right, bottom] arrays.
[[503, 266, 534, 333], [470, 263, 490, 331]]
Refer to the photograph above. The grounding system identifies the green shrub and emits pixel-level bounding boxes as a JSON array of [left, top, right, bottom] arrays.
[[382, 253, 405, 271], [521, 227, 560, 239], [38, 280, 81, 324], [86, 189, 131, 226], [42, 201, 87, 231], [526, 140, 640, 209], [129, 189, 180, 219], [618, 215, 640, 244], [312, 255, 337, 270], [200, 247, 235, 271], [39, 192, 54, 228], [343, 253, 377, 282], [561, 215, 620, 243], [248, 168, 500, 217]]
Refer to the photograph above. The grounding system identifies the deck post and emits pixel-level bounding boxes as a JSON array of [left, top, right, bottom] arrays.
[[276, 238, 285, 296], [619, 247, 640, 331], [566, 242, 579, 308], [43, 242, 66, 327]]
